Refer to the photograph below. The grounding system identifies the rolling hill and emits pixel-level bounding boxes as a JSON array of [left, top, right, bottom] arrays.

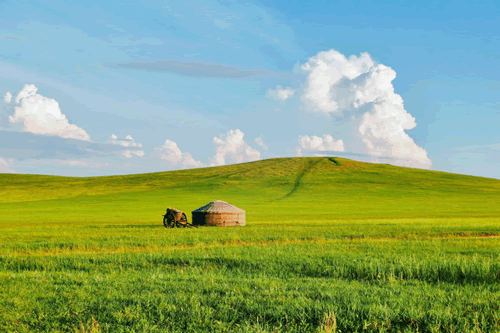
[[1, 157, 500, 332], [1, 157, 499, 226]]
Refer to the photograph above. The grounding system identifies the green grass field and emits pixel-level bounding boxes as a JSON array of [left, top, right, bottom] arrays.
[[1, 157, 500, 332]]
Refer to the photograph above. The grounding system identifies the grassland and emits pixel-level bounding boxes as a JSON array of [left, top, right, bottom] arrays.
[[1, 157, 500, 332]]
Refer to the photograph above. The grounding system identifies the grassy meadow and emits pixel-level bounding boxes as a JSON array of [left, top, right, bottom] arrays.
[[1, 157, 500, 332]]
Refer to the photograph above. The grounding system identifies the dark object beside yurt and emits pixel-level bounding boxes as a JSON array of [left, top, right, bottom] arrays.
[[162, 207, 189, 228], [192, 200, 245, 227]]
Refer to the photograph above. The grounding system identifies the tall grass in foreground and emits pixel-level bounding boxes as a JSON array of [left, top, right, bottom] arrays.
[[1, 235, 500, 332]]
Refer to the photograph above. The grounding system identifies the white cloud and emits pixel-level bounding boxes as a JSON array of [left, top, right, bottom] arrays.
[[299, 49, 432, 169], [255, 135, 268, 150], [108, 134, 143, 148], [122, 150, 146, 158], [0, 157, 15, 173], [7, 84, 91, 141], [155, 129, 262, 170], [3, 92, 12, 103], [211, 129, 261, 166], [107, 134, 145, 158], [156, 139, 205, 169], [266, 85, 295, 101], [298, 134, 345, 152]]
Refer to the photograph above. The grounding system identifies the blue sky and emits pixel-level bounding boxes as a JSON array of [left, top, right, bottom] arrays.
[[0, 0, 499, 178]]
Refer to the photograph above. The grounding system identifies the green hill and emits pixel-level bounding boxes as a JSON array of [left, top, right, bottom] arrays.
[[1, 157, 499, 226], [1, 157, 500, 332]]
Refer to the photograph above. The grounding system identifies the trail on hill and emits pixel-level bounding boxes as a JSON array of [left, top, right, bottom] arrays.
[[279, 159, 321, 200]]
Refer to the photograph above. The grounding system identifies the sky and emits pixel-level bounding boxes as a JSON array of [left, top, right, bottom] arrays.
[[0, 0, 499, 179]]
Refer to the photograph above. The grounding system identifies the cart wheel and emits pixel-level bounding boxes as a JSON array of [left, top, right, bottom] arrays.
[[163, 213, 175, 228]]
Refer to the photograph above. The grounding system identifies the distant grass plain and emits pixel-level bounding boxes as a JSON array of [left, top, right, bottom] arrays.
[[1, 157, 500, 332]]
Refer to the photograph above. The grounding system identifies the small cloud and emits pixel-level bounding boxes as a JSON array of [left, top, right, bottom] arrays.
[[122, 150, 146, 158], [255, 135, 268, 150], [0, 157, 15, 173], [108, 134, 143, 148], [299, 134, 345, 152], [155, 139, 205, 169], [266, 85, 295, 101], [7, 84, 90, 141], [108, 134, 144, 158], [3, 92, 12, 103], [211, 129, 261, 166]]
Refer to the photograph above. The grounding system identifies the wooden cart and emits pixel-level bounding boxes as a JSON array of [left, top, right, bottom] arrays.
[[162, 207, 189, 228]]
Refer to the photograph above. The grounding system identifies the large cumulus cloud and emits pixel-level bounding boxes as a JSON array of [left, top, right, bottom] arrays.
[[266, 86, 295, 101], [5, 84, 90, 141], [299, 49, 431, 168]]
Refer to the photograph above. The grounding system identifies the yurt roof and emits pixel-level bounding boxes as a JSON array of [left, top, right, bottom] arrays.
[[192, 200, 245, 213]]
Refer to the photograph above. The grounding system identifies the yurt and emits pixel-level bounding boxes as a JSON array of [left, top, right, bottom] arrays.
[[192, 200, 245, 227]]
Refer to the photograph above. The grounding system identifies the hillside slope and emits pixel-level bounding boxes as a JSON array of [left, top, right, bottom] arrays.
[[1, 157, 499, 226], [2, 158, 500, 332]]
